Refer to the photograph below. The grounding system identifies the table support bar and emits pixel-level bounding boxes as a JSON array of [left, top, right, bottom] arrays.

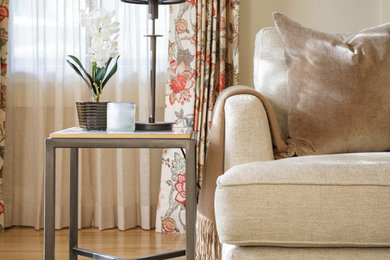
[[73, 247, 185, 260], [69, 148, 79, 260], [130, 249, 185, 260], [73, 247, 126, 260]]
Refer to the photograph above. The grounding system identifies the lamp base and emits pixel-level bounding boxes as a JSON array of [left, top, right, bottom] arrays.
[[135, 122, 174, 131]]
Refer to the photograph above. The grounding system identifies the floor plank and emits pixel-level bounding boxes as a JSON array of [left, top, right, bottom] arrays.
[[0, 227, 186, 260]]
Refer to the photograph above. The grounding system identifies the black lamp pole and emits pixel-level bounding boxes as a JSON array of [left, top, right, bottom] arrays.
[[147, 0, 159, 125], [121, 0, 186, 131]]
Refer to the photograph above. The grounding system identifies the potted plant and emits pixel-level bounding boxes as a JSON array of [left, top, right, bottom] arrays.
[[67, 8, 120, 130]]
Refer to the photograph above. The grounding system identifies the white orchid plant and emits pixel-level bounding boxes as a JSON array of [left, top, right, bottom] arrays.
[[67, 8, 120, 102]]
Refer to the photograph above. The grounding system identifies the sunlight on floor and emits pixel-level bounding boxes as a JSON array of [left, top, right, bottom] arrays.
[[0, 227, 186, 260]]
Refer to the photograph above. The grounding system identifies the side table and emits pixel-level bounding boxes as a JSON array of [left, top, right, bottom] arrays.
[[44, 127, 197, 260]]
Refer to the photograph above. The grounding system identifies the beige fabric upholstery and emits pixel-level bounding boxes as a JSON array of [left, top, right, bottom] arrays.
[[224, 94, 274, 171], [222, 245, 390, 260], [216, 24, 390, 259], [215, 153, 390, 247], [196, 86, 288, 260]]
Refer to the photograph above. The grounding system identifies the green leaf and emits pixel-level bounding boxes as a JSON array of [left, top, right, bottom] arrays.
[[67, 55, 93, 85], [95, 57, 113, 83], [95, 57, 112, 84], [66, 60, 93, 94], [92, 62, 97, 80], [95, 67, 105, 83], [106, 57, 113, 67], [102, 56, 120, 88]]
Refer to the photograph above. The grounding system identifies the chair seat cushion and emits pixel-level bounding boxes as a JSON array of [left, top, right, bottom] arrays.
[[222, 245, 390, 260], [214, 153, 390, 247]]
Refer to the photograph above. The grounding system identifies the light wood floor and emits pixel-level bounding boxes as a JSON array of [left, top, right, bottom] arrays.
[[0, 227, 186, 260]]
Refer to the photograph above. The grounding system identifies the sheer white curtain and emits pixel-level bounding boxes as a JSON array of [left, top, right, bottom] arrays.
[[4, 0, 168, 230]]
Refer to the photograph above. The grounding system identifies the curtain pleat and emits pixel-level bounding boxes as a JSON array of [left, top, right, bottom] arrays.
[[0, 0, 9, 232], [194, 0, 239, 184], [4, 0, 169, 230], [156, 0, 239, 237]]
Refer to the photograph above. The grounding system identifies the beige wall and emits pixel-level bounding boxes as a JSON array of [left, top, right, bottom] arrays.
[[239, 0, 390, 87]]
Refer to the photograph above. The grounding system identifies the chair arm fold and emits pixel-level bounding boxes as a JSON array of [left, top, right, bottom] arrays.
[[224, 93, 275, 171]]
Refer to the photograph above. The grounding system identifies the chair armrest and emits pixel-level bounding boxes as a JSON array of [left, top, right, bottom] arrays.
[[224, 93, 274, 171], [197, 86, 285, 259]]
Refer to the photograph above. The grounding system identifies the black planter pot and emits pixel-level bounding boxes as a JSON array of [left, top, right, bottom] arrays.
[[76, 101, 108, 131]]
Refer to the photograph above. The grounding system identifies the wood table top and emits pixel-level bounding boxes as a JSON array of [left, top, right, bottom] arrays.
[[50, 127, 193, 139]]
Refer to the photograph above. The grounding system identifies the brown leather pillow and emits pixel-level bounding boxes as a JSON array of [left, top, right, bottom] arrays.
[[273, 12, 390, 156]]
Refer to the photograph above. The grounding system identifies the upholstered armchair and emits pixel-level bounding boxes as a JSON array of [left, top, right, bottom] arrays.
[[197, 13, 390, 260]]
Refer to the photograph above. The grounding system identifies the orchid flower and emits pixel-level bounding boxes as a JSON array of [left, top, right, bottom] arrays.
[[67, 8, 120, 102]]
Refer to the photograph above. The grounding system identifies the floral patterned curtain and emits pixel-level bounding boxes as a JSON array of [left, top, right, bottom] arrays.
[[155, 0, 239, 236], [0, 0, 8, 231]]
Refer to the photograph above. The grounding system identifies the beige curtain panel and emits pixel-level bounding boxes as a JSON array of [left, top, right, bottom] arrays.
[[4, 0, 169, 230]]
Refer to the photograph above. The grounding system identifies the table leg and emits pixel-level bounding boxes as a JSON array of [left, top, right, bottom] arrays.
[[185, 140, 196, 260], [69, 148, 79, 260], [44, 140, 56, 260]]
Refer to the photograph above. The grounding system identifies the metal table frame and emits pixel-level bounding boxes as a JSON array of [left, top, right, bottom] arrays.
[[44, 132, 197, 260]]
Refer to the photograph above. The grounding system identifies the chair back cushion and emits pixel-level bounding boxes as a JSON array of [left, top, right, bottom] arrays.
[[253, 27, 351, 141], [274, 12, 390, 156], [254, 27, 288, 140]]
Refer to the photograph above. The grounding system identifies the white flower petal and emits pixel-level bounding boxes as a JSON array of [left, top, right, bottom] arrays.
[[79, 8, 120, 69]]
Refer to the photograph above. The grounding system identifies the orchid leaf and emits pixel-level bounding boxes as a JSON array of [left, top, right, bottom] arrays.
[[102, 56, 120, 88], [67, 55, 93, 85], [95, 67, 105, 83], [66, 60, 93, 94], [92, 62, 97, 80], [106, 56, 113, 67], [95, 57, 113, 83]]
